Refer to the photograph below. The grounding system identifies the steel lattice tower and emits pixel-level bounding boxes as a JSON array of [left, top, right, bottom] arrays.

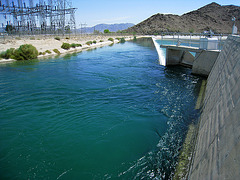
[[0, 0, 77, 35]]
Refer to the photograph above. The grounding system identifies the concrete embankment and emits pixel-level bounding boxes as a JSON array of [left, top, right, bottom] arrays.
[[188, 35, 240, 179]]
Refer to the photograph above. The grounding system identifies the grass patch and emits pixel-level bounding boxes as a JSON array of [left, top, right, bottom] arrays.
[[15, 37, 21, 40], [53, 49, 61, 54], [100, 40, 104, 42], [108, 38, 114, 42], [55, 37, 61, 41], [45, 50, 52, 54], [30, 37, 35, 40], [86, 41, 93, 46], [71, 43, 77, 48]]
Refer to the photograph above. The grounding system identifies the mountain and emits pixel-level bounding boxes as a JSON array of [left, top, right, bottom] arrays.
[[77, 23, 134, 33], [125, 2, 240, 34]]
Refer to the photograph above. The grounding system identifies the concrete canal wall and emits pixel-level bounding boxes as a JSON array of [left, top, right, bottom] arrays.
[[188, 35, 240, 179]]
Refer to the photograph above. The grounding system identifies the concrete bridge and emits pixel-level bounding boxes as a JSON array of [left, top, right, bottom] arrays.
[[160, 44, 220, 77]]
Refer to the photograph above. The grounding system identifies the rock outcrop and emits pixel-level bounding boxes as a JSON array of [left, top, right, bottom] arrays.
[[125, 2, 240, 34]]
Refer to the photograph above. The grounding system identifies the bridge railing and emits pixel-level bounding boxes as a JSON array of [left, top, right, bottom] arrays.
[[157, 33, 228, 51]]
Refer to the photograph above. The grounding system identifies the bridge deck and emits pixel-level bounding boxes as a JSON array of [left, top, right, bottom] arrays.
[[160, 45, 220, 52]]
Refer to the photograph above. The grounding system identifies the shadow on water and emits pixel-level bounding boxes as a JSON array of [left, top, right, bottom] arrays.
[[0, 59, 40, 72], [63, 52, 79, 60], [131, 37, 156, 50]]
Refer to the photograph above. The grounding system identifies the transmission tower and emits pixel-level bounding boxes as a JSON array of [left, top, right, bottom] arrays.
[[0, 0, 77, 35]]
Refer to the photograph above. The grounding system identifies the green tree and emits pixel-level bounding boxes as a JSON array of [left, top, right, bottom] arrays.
[[65, 25, 71, 34], [104, 29, 110, 33], [5, 25, 14, 34]]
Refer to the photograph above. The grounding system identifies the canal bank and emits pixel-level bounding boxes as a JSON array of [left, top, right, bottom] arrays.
[[187, 35, 240, 179], [152, 35, 240, 179], [0, 35, 136, 63], [176, 35, 240, 179]]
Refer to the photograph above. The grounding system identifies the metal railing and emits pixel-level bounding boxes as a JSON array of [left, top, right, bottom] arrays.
[[156, 33, 228, 51]]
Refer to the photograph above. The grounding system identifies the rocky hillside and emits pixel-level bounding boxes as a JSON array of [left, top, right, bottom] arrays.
[[125, 2, 240, 34]]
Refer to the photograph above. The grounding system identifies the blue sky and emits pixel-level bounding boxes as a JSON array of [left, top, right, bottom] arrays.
[[73, 0, 240, 27], [0, 0, 239, 29]]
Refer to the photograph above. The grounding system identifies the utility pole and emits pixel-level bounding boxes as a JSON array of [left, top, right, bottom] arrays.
[[232, 16, 237, 35]]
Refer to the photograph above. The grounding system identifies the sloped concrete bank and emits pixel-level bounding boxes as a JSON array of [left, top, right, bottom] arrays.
[[188, 35, 240, 179]]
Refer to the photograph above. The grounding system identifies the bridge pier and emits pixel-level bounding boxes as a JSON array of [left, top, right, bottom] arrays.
[[192, 50, 220, 76], [161, 45, 220, 77]]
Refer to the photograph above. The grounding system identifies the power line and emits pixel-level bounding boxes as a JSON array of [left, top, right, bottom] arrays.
[[0, 0, 77, 35]]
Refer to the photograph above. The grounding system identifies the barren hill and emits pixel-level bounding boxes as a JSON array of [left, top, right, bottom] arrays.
[[125, 2, 240, 34]]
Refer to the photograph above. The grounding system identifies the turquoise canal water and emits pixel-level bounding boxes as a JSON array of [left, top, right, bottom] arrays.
[[0, 39, 202, 179]]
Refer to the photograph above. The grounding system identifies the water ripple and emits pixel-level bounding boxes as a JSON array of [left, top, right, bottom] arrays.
[[0, 41, 202, 179]]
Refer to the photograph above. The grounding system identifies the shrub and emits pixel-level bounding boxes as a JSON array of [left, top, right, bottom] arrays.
[[13, 44, 38, 60], [120, 38, 125, 43], [39, 52, 43, 55], [115, 37, 121, 41], [45, 50, 51, 54], [66, 37, 70, 39], [53, 49, 60, 54], [93, 40, 97, 44], [61, 42, 71, 50], [55, 37, 61, 41], [76, 44, 82, 47], [104, 29, 110, 33], [71, 43, 76, 48], [100, 40, 104, 42], [108, 38, 114, 42], [86, 41, 93, 46], [189, 28, 194, 33], [0, 48, 15, 59], [133, 36, 137, 41]]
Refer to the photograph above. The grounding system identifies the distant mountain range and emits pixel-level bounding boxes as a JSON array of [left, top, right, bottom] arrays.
[[124, 2, 240, 34], [77, 23, 134, 33]]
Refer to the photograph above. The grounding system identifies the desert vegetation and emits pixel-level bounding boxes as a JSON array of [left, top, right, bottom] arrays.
[[0, 44, 38, 60]]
